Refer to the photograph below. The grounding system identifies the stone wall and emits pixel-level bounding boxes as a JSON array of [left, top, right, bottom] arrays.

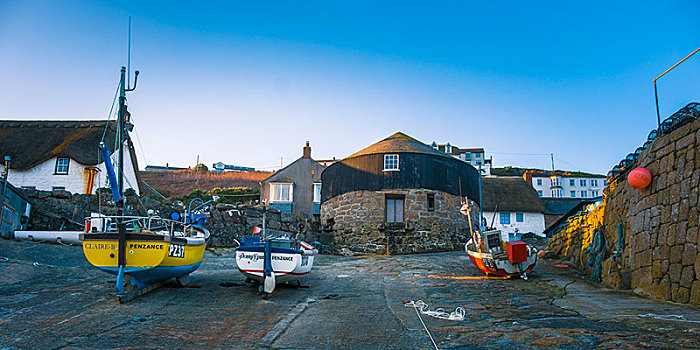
[[320, 189, 478, 254], [21, 189, 320, 247], [547, 118, 700, 305]]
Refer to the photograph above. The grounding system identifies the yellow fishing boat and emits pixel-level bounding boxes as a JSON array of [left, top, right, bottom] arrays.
[[79, 66, 212, 302], [81, 214, 210, 292]]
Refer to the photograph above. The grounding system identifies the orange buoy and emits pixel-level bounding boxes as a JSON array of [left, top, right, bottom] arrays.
[[627, 167, 651, 189]]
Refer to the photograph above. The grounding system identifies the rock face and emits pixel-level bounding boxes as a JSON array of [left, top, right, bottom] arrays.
[[547, 116, 700, 305], [321, 189, 477, 254], [22, 190, 320, 248]]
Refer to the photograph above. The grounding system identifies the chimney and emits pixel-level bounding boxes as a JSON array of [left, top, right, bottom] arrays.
[[523, 171, 532, 183], [303, 141, 311, 159]]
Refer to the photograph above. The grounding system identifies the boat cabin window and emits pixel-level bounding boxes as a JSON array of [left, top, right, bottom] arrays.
[[383, 154, 399, 171], [270, 182, 293, 202], [385, 195, 404, 223], [54, 157, 70, 175]]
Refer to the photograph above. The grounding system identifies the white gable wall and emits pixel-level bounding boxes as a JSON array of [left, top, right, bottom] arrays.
[[1, 147, 139, 195], [483, 211, 545, 236]]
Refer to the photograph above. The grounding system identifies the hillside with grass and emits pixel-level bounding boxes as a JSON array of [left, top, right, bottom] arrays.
[[140, 169, 273, 197]]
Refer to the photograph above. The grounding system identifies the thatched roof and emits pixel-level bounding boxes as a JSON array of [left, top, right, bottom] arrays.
[[0, 120, 117, 170], [347, 132, 454, 160], [482, 177, 545, 212]]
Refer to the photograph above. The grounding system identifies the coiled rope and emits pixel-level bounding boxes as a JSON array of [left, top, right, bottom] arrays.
[[402, 300, 466, 350]]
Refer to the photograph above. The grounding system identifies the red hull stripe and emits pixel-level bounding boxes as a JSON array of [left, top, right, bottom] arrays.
[[468, 256, 536, 277], [240, 269, 310, 276]]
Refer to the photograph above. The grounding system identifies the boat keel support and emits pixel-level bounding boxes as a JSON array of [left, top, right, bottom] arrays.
[[118, 277, 173, 304]]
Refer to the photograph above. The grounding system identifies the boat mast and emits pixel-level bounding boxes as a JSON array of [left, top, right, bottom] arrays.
[[117, 67, 126, 213]]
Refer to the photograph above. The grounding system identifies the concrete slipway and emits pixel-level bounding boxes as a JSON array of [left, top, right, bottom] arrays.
[[0, 239, 698, 349]]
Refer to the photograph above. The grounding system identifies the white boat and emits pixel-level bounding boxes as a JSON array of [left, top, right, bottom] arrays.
[[464, 229, 537, 279], [235, 235, 316, 297]]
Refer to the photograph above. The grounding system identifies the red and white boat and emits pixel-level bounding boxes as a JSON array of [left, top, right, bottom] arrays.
[[464, 230, 537, 279]]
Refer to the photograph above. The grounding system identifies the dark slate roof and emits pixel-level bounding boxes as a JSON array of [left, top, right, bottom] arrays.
[[491, 167, 606, 178], [482, 177, 545, 213], [0, 120, 117, 170], [262, 157, 325, 183], [347, 132, 454, 160], [543, 197, 603, 236], [541, 198, 592, 215]]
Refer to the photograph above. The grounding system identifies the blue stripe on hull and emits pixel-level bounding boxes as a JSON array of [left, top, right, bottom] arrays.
[[95, 263, 202, 289]]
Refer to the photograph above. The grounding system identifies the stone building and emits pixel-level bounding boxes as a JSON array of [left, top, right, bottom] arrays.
[[320, 132, 481, 254]]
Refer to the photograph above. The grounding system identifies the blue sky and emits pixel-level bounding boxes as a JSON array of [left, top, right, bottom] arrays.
[[1, 1, 698, 174]]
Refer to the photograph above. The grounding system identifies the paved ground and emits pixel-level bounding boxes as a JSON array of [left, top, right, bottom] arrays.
[[1, 239, 699, 349]]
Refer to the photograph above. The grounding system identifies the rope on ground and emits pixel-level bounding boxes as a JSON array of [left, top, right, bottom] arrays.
[[403, 300, 466, 321], [403, 300, 440, 350]]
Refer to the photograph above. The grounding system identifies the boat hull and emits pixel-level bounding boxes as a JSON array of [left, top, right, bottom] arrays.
[[235, 247, 314, 284], [82, 233, 207, 288], [465, 240, 537, 277]]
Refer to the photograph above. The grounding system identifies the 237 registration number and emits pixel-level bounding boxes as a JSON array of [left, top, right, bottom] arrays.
[[168, 244, 185, 258]]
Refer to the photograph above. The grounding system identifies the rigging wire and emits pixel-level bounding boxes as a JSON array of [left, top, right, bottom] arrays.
[[132, 127, 150, 166]]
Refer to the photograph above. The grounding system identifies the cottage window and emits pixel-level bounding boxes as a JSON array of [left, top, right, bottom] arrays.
[[383, 154, 399, 171], [591, 179, 598, 187], [581, 190, 587, 198], [427, 193, 435, 211], [537, 190, 542, 197], [570, 191, 576, 197], [499, 212, 510, 225], [536, 179, 542, 186], [55, 157, 70, 175], [580, 179, 586, 186], [385, 196, 404, 223], [313, 183, 322, 203], [569, 179, 575, 186], [270, 183, 293, 202], [591, 190, 599, 197], [515, 213, 524, 222]]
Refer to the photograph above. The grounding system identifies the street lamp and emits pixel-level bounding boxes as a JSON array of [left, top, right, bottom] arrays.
[[654, 47, 700, 127], [1, 156, 11, 238]]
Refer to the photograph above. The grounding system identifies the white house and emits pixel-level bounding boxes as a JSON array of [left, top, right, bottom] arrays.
[[481, 177, 546, 236], [0, 120, 141, 195], [524, 170, 606, 198], [491, 167, 606, 199], [430, 142, 492, 175]]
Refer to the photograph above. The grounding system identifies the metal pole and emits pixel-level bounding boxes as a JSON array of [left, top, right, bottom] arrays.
[[654, 81, 661, 127], [117, 67, 127, 268], [0, 156, 10, 238], [653, 47, 700, 127]]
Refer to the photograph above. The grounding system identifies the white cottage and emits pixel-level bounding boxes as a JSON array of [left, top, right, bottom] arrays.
[[0, 120, 141, 195], [481, 177, 545, 236]]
